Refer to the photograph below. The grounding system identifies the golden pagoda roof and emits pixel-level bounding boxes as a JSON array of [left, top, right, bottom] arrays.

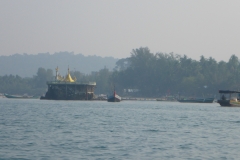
[[55, 67, 77, 83], [64, 67, 76, 82]]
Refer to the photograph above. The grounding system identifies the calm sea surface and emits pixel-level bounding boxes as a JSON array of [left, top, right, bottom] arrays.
[[1, 98, 240, 160]]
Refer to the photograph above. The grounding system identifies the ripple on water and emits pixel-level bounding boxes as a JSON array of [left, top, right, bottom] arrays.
[[1, 100, 240, 159]]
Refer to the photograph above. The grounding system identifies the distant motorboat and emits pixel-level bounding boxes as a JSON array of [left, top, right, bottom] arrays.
[[4, 93, 39, 99]]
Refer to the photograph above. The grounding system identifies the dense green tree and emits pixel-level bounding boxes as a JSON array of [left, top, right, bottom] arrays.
[[110, 47, 240, 98], [35, 68, 53, 88], [114, 58, 130, 71]]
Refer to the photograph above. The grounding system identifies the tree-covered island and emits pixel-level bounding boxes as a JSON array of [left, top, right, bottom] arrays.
[[0, 47, 239, 98]]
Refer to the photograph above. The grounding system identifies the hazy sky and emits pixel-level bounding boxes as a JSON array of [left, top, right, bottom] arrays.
[[1, 0, 240, 61]]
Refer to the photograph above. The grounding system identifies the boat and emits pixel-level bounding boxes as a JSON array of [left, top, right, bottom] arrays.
[[4, 93, 39, 99], [40, 67, 96, 100], [217, 90, 240, 107], [107, 89, 121, 102], [177, 97, 214, 103]]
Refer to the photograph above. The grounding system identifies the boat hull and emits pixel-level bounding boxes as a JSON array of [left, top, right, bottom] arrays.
[[178, 98, 214, 103], [107, 97, 121, 102], [217, 99, 240, 107], [107, 94, 121, 102], [4, 94, 38, 99]]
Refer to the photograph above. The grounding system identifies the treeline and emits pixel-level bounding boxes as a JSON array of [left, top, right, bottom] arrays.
[[1, 47, 240, 97], [0, 68, 53, 96], [111, 47, 240, 97]]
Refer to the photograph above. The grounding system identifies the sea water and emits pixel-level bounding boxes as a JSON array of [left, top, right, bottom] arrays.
[[1, 98, 240, 159]]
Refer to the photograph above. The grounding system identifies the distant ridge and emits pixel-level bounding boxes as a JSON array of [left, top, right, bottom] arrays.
[[0, 52, 118, 77]]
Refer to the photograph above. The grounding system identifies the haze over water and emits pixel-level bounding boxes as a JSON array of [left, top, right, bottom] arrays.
[[1, 98, 240, 159], [1, 1, 240, 61]]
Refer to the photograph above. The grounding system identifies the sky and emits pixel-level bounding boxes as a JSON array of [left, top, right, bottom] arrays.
[[0, 0, 240, 62]]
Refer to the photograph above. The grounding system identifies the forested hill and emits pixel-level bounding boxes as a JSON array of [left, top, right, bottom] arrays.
[[0, 52, 118, 77], [1, 47, 240, 97]]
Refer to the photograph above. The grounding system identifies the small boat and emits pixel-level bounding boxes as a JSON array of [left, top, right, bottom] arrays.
[[217, 90, 240, 107], [4, 93, 39, 99], [177, 97, 214, 103], [107, 89, 121, 102]]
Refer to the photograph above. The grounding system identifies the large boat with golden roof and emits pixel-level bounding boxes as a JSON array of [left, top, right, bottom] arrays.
[[40, 67, 96, 100]]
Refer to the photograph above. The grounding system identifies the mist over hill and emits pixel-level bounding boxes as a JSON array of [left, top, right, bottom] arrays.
[[0, 52, 118, 77]]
